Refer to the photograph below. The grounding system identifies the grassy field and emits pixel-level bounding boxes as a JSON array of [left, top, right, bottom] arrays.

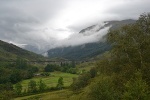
[[14, 89, 72, 100], [19, 72, 78, 91], [15, 63, 94, 100], [76, 61, 95, 73]]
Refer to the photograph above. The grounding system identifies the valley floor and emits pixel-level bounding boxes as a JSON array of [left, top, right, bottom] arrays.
[[14, 89, 73, 100]]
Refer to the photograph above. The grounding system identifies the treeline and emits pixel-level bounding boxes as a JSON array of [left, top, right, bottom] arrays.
[[0, 58, 39, 100], [44, 61, 77, 74], [70, 13, 150, 100], [14, 77, 64, 97]]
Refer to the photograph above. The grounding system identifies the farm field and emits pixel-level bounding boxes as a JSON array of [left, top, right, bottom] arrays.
[[19, 72, 78, 91], [14, 89, 73, 100]]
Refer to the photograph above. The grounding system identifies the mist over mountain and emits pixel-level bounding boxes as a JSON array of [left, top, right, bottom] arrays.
[[0, 0, 149, 55], [47, 19, 136, 60]]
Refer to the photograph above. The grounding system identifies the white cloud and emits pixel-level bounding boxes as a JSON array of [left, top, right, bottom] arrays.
[[0, 0, 150, 53]]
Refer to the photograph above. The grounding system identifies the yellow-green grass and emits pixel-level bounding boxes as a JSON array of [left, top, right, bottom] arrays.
[[19, 72, 78, 91], [14, 89, 73, 100], [77, 61, 95, 72]]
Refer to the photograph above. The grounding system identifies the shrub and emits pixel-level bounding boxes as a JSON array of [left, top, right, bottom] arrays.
[[88, 76, 119, 100]]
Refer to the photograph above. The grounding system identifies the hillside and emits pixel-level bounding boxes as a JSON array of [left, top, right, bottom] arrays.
[[0, 40, 45, 61], [48, 42, 111, 60], [47, 19, 136, 60]]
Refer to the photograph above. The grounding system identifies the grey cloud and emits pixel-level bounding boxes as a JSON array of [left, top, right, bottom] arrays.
[[0, 0, 150, 53], [105, 0, 150, 20]]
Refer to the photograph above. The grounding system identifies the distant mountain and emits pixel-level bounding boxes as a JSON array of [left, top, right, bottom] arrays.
[[23, 44, 43, 54], [79, 19, 136, 35], [0, 40, 45, 61], [48, 42, 111, 60], [47, 19, 136, 60]]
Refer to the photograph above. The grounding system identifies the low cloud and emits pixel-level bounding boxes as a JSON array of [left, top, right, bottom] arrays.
[[54, 25, 111, 48], [0, 0, 150, 53]]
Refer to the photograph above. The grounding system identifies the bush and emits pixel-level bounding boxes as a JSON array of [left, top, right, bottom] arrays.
[[44, 64, 55, 72], [88, 76, 119, 100], [56, 77, 64, 90], [71, 73, 91, 91], [122, 71, 150, 100], [28, 80, 37, 93], [41, 72, 50, 76]]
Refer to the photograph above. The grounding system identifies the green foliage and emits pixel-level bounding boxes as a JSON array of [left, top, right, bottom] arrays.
[[14, 82, 22, 95], [0, 82, 14, 99], [66, 68, 78, 74], [122, 71, 149, 100], [56, 77, 64, 90], [38, 79, 47, 92], [44, 64, 56, 72], [89, 67, 97, 78], [87, 13, 150, 100], [16, 57, 27, 69], [10, 70, 22, 84], [0, 90, 15, 100], [0, 39, 45, 61], [0, 83, 13, 91], [88, 76, 119, 100], [71, 73, 91, 91], [41, 72, 50, 76], [28, 80, 37, 93]]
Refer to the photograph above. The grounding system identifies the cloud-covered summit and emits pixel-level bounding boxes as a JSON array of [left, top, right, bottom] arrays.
[[0, 0, 150, 53]]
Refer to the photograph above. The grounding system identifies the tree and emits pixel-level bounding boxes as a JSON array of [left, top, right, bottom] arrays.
[[38, 79, 47, 92], [107, 13, 150, 85], [9, 70, 22, 84], [44, 64, 55, 72], [56, 77, 64, 90], [28, 80, 37, 93], [71, 73, 91, 91], [16, 57, 27, 69], [88, 76, 119, 100], [71, 61, 76, 68], [89, 67, 97, 78], [14, 82, 22, 95], [122, 71, 149, 100]]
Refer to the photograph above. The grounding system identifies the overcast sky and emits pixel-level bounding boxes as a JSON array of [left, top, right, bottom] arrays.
[[0, 0, 150, 52]]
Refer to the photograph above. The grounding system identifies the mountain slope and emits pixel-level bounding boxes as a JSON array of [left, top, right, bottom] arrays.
[[47, 19, 136, 60], [0, 40, 45, 61], [48, 42, 111, 60]]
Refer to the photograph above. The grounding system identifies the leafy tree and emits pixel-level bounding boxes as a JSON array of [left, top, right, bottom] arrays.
[[16, 57, 27, 69], [9, 70, 22, 84], [14, 82, 22, 95], [44, 64, 55, 72], [108, 13, 150, 70], [66, 68, 77, 74], [0, 90, 15, 100], [28, 66, 39, 73], [38, 79, 47, 92], [71, 73, 91, 91], [91, 13, 150, 100], [71, 60, 76, 68], [56, 77, 64, 90], [89, 67, 97, 78], [88, 76, 119, 100], [41, 72, 50, 76], [0, 83, 13, 91], [122, 71, 149, 100], [28, 80, 37, 93]]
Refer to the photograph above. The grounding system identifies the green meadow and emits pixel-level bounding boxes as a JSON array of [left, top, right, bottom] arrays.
[[19, 72, 78, 91]]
